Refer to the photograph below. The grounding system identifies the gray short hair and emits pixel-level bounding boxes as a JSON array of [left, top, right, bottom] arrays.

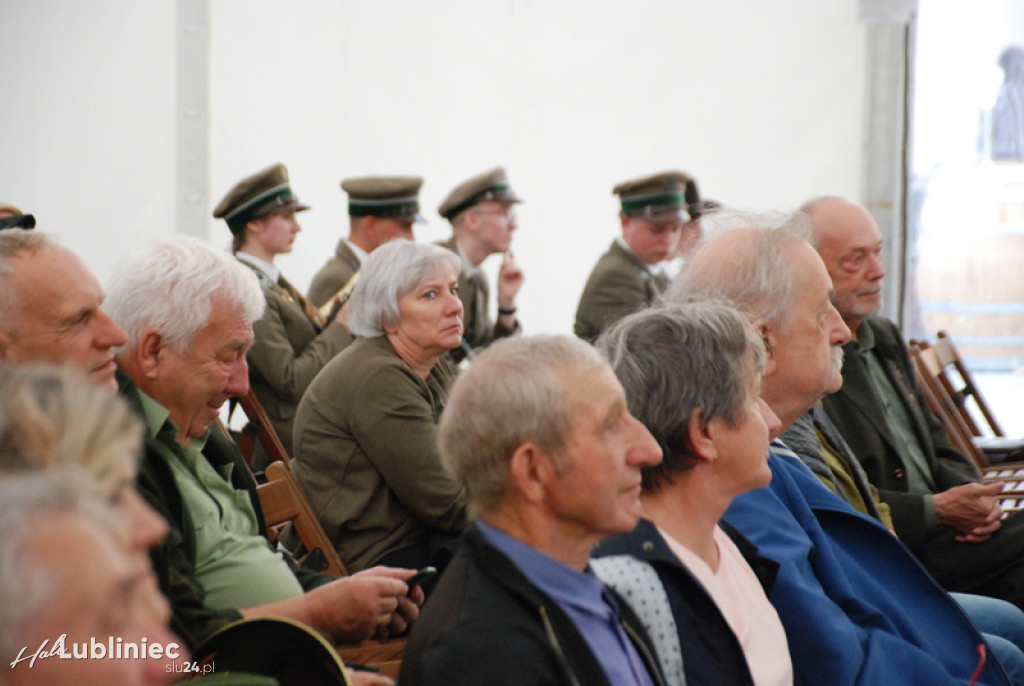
[[348, 239, 462, 338], [0, 230, 56, 333], [105, 235, 265, 355], [438, 335, 607, 516], [0, 364, 144, 497], [0, 472, 112, 657], [668, 211, 813, 328], [597, 302, 764, 493]]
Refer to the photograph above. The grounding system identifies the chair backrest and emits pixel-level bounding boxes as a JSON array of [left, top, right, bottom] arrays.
[[929, 331, 1005, 437], [257, 460, 347, 577], [910, 342, 1024, 517], [236, 388, 292, 468], [908, 342, 989, 471]]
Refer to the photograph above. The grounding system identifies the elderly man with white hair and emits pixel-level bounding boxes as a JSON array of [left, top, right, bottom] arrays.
[[106, 236, 422, 651], [668, 212, 1015, 686]]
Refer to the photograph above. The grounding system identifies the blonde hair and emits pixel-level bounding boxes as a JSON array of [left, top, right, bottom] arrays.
[[0, 364, 144, 497]]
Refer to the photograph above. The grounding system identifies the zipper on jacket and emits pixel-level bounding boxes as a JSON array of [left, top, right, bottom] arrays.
[[538, 605, 583, 686]]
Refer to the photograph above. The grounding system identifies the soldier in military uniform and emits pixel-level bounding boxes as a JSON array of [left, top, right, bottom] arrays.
[[436, 167, 524, 362], [213, 163, 352, 468], [574, 171, 702, 343], [307, 175, 424, 311]]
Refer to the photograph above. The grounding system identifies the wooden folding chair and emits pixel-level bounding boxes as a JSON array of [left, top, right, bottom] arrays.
[[256, 461, 409, 674], [235, 388, 292, 469], [931, 330, 1006, 437], [909, 342, 1024, 517], [915, 333, 1024, 463], [258, 461, 347, 577]]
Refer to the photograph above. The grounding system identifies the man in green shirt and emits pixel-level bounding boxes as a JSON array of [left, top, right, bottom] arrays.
[[106, 235, 422, 646]]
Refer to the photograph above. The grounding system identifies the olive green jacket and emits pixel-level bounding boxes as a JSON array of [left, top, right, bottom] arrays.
[[574, 241, 669, 343], [241, 262, 353, 463], [291, 336, 468, 571], [308, 239, 361, 309]]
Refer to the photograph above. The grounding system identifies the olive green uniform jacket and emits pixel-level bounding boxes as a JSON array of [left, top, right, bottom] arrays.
[[291, 335, 468, 572], [574, 240, 670, 343], [307, 239, 361, 309], [241, 262, 353, 464]]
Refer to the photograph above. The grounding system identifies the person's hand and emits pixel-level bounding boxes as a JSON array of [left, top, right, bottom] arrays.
[[496, 252, 524, 310], [352, 566, 423, 637], [933, 481, 1005, 540], [304, 572, 408, 642], [346, 667, 395, 686]]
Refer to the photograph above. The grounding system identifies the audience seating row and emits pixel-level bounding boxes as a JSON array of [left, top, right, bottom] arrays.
[[908, 331, 1024, 516]]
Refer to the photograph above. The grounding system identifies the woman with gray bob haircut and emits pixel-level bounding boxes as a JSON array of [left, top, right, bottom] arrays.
[[347, 239, 462, 338], [592, 301, 793, 686], [291, 238, 469, 576]]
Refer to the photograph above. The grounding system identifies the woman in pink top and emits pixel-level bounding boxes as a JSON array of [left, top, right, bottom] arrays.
[[593, 301, 793, 686]]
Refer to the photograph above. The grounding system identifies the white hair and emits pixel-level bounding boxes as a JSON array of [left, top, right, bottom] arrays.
[[348, 239, 462, 338], [105, 236, 265, 355]]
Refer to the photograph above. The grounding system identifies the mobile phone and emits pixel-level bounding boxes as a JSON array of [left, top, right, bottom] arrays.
[[406, 566, 437, 590]]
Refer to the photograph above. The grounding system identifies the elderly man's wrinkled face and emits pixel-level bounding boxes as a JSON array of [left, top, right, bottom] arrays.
[[150, 297, 253, 445], [767, 241, 851, 408], [11, 512, 181, 686], [0, 246, 127, 391], [545, 365, 663, 538], [812, 201, 886, 328]]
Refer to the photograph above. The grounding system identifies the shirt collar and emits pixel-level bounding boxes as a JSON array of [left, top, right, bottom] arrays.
[[476, 520, 610, 617], [452, 240, 479, 279], [344, 239, 368, 263], [854, 319, 875, 354], [236, 251, 280, 283], [614, 236, 667, 277], [134, 385, 211, 456]]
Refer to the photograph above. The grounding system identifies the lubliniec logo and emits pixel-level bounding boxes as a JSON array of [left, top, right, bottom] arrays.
[[9, 635, 191, 671]]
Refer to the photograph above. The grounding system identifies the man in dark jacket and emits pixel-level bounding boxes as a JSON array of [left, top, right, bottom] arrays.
[[806, 196, 1024, 609], [400, 335, 665, 686]]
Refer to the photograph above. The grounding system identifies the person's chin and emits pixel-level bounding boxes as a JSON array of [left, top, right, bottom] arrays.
[[92, 367, 120, 392]]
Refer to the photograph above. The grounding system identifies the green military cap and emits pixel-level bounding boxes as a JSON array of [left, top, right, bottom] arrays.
[[438, 166, 523, 220], [341, 175, 425, 222], [0, 202, 35, 231], [213, 163, 310, 235], [613, 171, 703, 221]]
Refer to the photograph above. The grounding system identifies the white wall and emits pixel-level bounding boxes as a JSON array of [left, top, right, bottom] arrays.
[[2, 0, 866, 335]]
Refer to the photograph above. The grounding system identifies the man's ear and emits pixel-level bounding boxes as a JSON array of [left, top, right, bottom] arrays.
[[507, 442, 555, 504], [754, 318, 778, 376], [136, 328, 165, 379], [687, 408, 718, 464], [359, 216, 377, 245]]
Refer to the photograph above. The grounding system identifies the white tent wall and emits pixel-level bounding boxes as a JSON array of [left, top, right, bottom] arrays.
[[2, 0, 867, 335]]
